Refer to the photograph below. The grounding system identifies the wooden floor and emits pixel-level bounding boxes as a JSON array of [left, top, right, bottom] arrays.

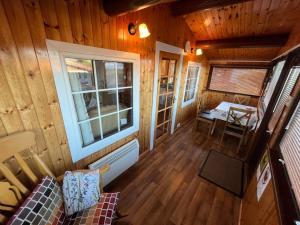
[[107, 120, 241, 225]]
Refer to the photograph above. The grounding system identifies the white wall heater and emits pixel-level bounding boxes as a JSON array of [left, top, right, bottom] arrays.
[[88, 139, 139, 186]]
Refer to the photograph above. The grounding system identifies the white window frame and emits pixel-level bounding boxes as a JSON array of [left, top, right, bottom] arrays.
[[181, 61, 201, 108], [46, 40, 140, 162]]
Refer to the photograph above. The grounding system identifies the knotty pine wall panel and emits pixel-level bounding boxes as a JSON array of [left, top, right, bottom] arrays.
[[0, 0, 205, 174]]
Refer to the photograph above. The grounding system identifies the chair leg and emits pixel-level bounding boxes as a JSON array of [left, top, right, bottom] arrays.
[[220, 130, 225, 145], [237, 137, 243, 153], [210, 120, 216, 135]]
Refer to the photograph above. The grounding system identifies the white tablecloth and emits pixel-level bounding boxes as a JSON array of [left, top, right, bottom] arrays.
[[211, 101, 258, 128]]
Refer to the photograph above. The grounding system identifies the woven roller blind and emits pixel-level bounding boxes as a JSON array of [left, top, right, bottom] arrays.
[[269, 67, 300, 131], [209, 67, 267, 96], [280, 101, 300, 207]]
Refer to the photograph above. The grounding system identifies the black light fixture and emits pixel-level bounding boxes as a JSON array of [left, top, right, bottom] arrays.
[[128, 22, 151, 38], [128, 23, 137, 35]]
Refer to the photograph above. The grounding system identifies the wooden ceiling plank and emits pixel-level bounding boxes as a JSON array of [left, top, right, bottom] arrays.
[[171, 0, 252, 16], [196, 33, 289, 49]]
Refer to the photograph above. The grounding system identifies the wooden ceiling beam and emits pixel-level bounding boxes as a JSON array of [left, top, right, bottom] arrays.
[[171, 0, 252, 16], [196, 34, 290, 49], [103, 0, 170, 16]]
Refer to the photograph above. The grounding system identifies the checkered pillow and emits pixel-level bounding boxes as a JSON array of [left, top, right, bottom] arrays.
[[7, 176, 65, 225], [63, 192, 120, 225]]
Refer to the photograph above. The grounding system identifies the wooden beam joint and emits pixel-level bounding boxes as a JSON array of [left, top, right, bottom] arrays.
[[196, 34, 290, 49]]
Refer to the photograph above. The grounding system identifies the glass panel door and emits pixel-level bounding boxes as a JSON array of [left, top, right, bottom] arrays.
[[155, 52, 180, 144]]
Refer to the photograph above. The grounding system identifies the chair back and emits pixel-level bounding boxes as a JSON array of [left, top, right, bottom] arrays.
[[225, 107, 254, 129], [233, 94, 251, 105], [0, 131, 55, 196]]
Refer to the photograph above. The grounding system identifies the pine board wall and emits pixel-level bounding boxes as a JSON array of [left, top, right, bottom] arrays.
[[0, 0, 207, 175]]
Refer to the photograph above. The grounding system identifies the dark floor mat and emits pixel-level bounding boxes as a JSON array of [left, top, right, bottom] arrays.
[[199, 150, 244, 197]]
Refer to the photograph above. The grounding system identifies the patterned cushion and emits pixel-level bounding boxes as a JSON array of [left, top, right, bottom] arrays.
[[62, 170, 101, 216], [63, 192, 120, 225], [7, 176, 65, 225]]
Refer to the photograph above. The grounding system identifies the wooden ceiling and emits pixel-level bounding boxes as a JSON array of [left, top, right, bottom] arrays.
[[184, 0, 300, 61]]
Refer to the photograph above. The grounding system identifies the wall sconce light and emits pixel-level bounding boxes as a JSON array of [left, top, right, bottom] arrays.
[[196, 48, 203, 56], [128, 22, 150, 38], [138, 23, 150, 38]]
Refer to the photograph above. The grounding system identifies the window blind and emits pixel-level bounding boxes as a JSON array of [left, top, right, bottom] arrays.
[[209, 67, 267, 96], [269, 67, 300, 131], [263, 60, 286, 108], [280, 101, 300, 207]]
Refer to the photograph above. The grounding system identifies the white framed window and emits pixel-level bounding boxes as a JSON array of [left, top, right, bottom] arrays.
[[182, 61, 201, 108], [46, 40, 140, 162]]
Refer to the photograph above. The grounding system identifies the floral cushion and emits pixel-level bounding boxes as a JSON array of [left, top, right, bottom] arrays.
[[7, 176, 65, 225], [63, 192, 120, 225], [62, 170, 101, 216]]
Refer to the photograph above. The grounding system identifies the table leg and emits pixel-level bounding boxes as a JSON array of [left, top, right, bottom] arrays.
[[210, 120, 217, 135]]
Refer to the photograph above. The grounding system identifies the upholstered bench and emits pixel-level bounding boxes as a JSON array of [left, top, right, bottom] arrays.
[[7, 177, 119, 225]]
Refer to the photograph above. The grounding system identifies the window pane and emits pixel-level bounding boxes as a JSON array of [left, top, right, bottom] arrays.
[[160, 60, 169, 77], [168, 77, 174, 92], [184, 90, 194, 101], [157, 111, 164, 125], [119, 88, 132, 109], [79, 119, 101, 146], [65, 58, 95, 92], [99, 90, 117, 115], [164, 121, 170, 133], [158, 95, 166, 110], [165, 108, 172, 121], [101, 113, 118, 137], [168, 60, 176, 76], [73, 93, 98, 122], [117, 63, 133, 87], [166, 94, 173, 107], [156, 125, 163, 138], [189, 78, 197, 91], [188, 66, 199, 79], [160, 77, 168, 95], [95, 61, 117, 89], [120, 109, 133, 130], [209, 67, 267, 96]]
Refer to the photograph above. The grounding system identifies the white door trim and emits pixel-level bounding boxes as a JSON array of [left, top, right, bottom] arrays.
[[149, 41, 184, 150]]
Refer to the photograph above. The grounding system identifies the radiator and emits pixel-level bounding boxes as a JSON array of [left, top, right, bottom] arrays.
[[88, 139, 139, 186]]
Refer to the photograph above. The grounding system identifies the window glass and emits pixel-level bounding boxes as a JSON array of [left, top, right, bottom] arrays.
[[120, 109, 133, 130], [209, 66, 267, 96], [183, 64, 201, 106], [72, 93, 98, 121], [263, 60, 285, 108], [66, 58, 95, 92], [117, 62, 133, 87], [65, 58, 134, 148]]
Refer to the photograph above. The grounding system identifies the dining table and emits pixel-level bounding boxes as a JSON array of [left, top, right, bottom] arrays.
[[209, 101, 258, 134]]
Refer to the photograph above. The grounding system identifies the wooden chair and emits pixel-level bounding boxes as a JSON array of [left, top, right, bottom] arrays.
[[220, 107, 254, 152], [0, 131, 121, 223], [233, 94, 251, 105], [196, 92, 216, 135]]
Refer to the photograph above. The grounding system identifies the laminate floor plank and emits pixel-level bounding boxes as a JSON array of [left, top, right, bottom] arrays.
[[108, 120, 241, 225]]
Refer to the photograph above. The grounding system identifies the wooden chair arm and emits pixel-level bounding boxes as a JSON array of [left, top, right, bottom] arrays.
[[56, 164, 110, 192]]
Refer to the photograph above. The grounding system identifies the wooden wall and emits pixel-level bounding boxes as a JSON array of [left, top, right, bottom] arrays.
[[175, 54, 208, 127], [0, 0, 205, 175], [240, 174, 280, 225]]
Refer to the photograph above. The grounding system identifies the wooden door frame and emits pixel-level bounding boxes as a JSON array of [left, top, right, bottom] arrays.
[[154, 51, 181, 145], [150, 41, 184, 150]]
